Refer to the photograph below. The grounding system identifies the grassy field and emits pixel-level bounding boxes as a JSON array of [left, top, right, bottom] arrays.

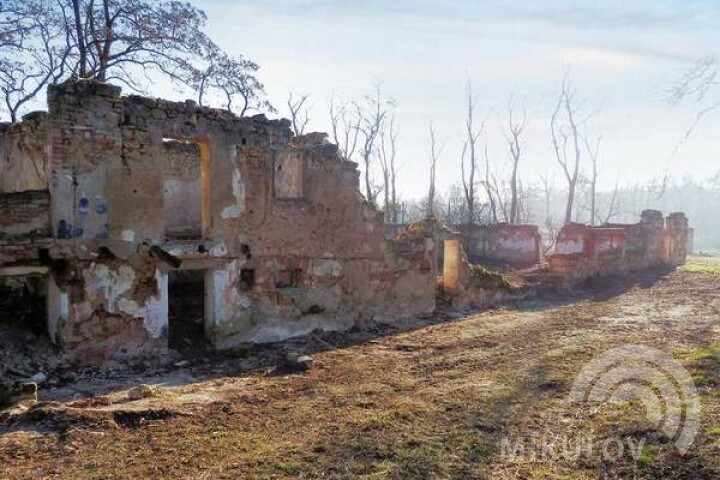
[[682, 255, 720, 275], [1, 268, 719, 479]]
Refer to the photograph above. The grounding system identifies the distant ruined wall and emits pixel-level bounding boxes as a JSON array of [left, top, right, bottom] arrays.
[[456, 223, 541, 269], [548, 210, 689, 283]]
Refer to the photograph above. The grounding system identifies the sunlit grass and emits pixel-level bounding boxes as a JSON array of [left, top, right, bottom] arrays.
[[681, 256, 720, 275]]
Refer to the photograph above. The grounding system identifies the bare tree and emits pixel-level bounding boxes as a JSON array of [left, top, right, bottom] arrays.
[[667, 56, 720, 150], [504, 96, 528, 224], [581, 133, 602, 225], [602, 180, 621, 224], [550, 74, 585, 225], [287, 91, 311, 136], [357, 85, 391, 207], [0, 1, 270, 121], [0, 1, 72, 121], [329, 94, 361, 160], [460, 81, 486, 225], [427, 122, 443, 216], [71, 0, 86, 77], [78, 0, 214, 86], [191, 51, 273, 116], [539, 173, 558, 254], [328, 87, 392, 206], [378, 113, 399, 223], [481, 144, 499, 224]]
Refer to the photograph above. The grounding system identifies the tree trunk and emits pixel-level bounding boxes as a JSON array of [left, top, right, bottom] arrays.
[[509, 168, 518, 223], [565, 179, 576, 224], [72, 0, 87, 77]]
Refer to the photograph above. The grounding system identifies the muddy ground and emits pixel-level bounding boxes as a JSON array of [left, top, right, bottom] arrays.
[[1, 267, 719, 479]]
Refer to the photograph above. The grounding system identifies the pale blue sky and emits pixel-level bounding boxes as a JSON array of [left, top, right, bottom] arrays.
[[192, 0, 720, 199]]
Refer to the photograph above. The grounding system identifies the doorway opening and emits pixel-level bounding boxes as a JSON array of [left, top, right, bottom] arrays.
[[167, 270, 207, 354]]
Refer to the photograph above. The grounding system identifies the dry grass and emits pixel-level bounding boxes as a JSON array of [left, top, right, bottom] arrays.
[[1, 269, 719, 479], [682, 255, 720, 275]]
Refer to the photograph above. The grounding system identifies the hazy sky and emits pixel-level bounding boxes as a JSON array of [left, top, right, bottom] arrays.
[[192, 0, 720, 199]]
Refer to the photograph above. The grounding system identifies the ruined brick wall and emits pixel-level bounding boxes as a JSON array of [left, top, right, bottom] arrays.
[[548, 210, 689, 283], [456, 223, 541, 269], [31, 81, 436, 360], [0, 113, 49, 194], [0, 191, 52, 266], [0, 191, 51, 241], [610, 209, 665, 270], [549, 225, 627, 280]]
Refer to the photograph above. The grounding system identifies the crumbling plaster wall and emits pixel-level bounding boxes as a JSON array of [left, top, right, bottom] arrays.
[[48, 257, 168, 362], [456, 223, 541, 269], [38, 81, 435, 360]]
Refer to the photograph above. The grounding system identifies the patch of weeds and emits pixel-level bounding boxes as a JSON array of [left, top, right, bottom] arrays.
[[350, 437, 392, 461], [707, 426, 720, 437], [688, 345, 720, 362], [465, 438, 495, 463], [692, 372, 713, 387], [390, 442, 443, 480], [469, 409, 501, 435], [529, 467, 576, 480], [362, 411, 393, 431], [387, 398, 430, 421], [275, 461, 302, 475], [635, 443, 661, 467], [686, 345, 720, 389]]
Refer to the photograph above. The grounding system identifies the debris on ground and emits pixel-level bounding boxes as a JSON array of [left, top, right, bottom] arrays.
[[285, 352, 314, 372], [127, 384, 160, 401]]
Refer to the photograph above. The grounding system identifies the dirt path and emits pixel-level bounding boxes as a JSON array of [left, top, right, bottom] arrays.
[[1, 269, 719, 479]]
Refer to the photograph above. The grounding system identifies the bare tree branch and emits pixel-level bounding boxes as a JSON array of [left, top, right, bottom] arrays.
[[504, 95, 527, 224], [287, 90, 311, 136]]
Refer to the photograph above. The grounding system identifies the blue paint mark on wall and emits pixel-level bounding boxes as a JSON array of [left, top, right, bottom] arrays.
[[95, 197, 107, 214], [57, 220, 72, 239], [78, 196, 90, 216]]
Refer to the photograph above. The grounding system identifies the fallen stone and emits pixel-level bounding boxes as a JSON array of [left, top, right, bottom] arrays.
[[127, 384, 159, 400], [285, 352, 313, 371], [174, 360, 190, 368]]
